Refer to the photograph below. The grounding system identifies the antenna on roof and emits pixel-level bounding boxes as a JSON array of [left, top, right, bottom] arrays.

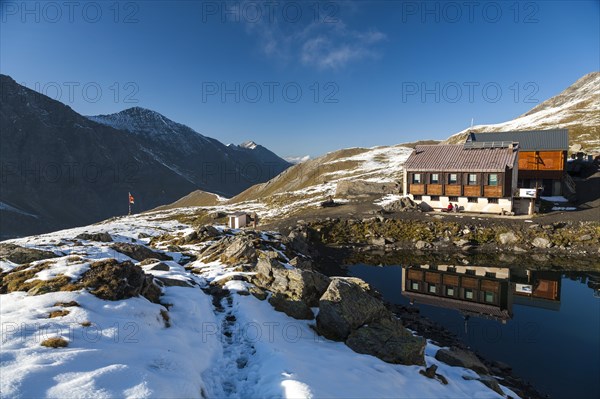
[[470, 118, 474, 128]]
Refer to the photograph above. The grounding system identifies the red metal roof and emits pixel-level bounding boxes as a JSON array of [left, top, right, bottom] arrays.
[[404, 144, 518, 172]]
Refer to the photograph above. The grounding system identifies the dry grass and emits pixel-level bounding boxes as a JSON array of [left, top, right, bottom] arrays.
[[41, 337, 68, 348], [81, 321, 92, 327], [48, 310, 70, 318], [160, 309, 171, 328], [53, 301, 80, 307]]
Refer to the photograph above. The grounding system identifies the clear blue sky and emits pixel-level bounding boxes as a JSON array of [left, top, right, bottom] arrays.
[[1, 0, 598, 158]]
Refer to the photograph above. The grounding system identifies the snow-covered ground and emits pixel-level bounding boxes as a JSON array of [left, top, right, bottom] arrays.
[[1, 215, 517, 398]]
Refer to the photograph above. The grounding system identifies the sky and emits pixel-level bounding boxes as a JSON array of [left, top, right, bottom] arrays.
[[1, 0, 599, 159]]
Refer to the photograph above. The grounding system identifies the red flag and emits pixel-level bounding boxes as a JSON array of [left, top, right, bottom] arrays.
[[129, 193, 135, 204]]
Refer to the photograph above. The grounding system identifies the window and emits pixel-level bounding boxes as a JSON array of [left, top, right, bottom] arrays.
[[485, 272, 496, 278], [413, 195, 422, 201], [447, 267, 456, 273], [431, 196, 440, 201], [468, 174, 478, 185], [465, 269, 476, 275], [411, 281, 420, 291], [446, 286, 455, 296], [468, 197, 477, 203], [449, 196, 458, 202], [430, 173, 439, 184], [428, 284, 437, 294], [412, 173, 422, 184], [464, 289, 474, 300], [484, 292, 495, 303], [488, 173, 498, 186], [448, 173, 458, 184], [488, 198, 499, 204]]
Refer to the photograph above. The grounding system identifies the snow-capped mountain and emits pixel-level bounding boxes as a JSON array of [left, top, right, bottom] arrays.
[[285, 155, 311, 164], [445, 72, 600, 151], [88, 108, 290, 187], [0, 75, 290, 239]]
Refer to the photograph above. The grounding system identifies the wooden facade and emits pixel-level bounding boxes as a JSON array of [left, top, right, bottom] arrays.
[[408, 171, 510, 198]]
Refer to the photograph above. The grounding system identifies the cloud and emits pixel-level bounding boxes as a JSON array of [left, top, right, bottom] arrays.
[[241, 2, 386, 70]]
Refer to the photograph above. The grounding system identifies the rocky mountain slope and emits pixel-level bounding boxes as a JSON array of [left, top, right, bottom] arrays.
[[444, 72, 600, 152], [155, 145, 414, 222], [88, 109, 290, 193], [0, 75, 289, 239], [0, 212, 519, 399]]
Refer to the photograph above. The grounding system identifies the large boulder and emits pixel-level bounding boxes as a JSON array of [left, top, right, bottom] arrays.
[[80, 259, 161, 303], [435, 347, 489, 374], [346, 317, 426, 365], [110, 243, 172, 262], [220, 235, 257, 265], [0, 243, 59, 265], [316, 277, 388, 341], [254, 252, 330, 309], [268, 293, 314, 320]]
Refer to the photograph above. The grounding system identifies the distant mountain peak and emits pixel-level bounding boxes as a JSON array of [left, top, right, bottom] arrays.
[[240, 140, 258, 149]]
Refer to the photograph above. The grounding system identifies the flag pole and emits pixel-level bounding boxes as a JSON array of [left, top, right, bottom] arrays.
[[128, 192, 131, 216]]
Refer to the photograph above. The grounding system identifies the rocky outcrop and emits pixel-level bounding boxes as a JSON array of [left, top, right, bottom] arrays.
[[221, 235, 257, 265], [346, 317, 426, 365], [316, 277, 426, 365], [252, 251, 330, 319], [79, 259, 162, 303], [268, 293, 314, 320], [316, 277, 387, 341], [336, 180, 400, 197], [0, 243, 59, 265], [435, 346, 489, 375], [110, 243, 172, 262], [75, 232, 113, 242]]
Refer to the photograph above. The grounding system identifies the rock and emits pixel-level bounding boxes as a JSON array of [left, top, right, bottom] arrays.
[[578, 234, 593, 242], [435, 347, 489, 374], [498, 232, 518, 245], [531, 237, 552, 248], [155, 276, 194, 287], [139, 258, 161, 266], [79, 259, 161, 303], [75, 232, 113, 242], [454, 239, 469, 247], [197, 225, 221, 240], [346, 317, 426, 365], [288, 256, 314, 270], [255, 254, 330, 308], [513, 246, 527, 252], [462, 228, 471, 235], [0, 243, 59, 264], [268, 293, 314, 320], [415, 240, 430, 249], [110, 243, 172, 262], [479, 377, 504, 396], [249, 286, 267, 300], [370, 237, 386, 246], [287, 228, 316, 257], [149, 262, 170, 271], [420, 364, 438, 379], [316, 277, 388, 341], [221, 235, 257, 265]]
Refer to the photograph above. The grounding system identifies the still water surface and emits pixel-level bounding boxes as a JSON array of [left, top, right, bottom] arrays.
[[348, 264, 600, 399]]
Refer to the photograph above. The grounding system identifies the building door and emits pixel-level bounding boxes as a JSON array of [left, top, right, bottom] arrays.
[[542, 179, 553, 196]]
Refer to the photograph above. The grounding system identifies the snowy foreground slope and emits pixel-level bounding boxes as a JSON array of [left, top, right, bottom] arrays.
[[0, 214, 516, 399]]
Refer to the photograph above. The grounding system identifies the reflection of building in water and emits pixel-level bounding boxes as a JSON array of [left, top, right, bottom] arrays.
[[401, 265, 513, 322], [402, 265, 565, 321], [510, 269, 562, 311]]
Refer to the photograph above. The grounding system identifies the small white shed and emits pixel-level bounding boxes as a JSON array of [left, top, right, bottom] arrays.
[[227, 212, 250, 229]]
